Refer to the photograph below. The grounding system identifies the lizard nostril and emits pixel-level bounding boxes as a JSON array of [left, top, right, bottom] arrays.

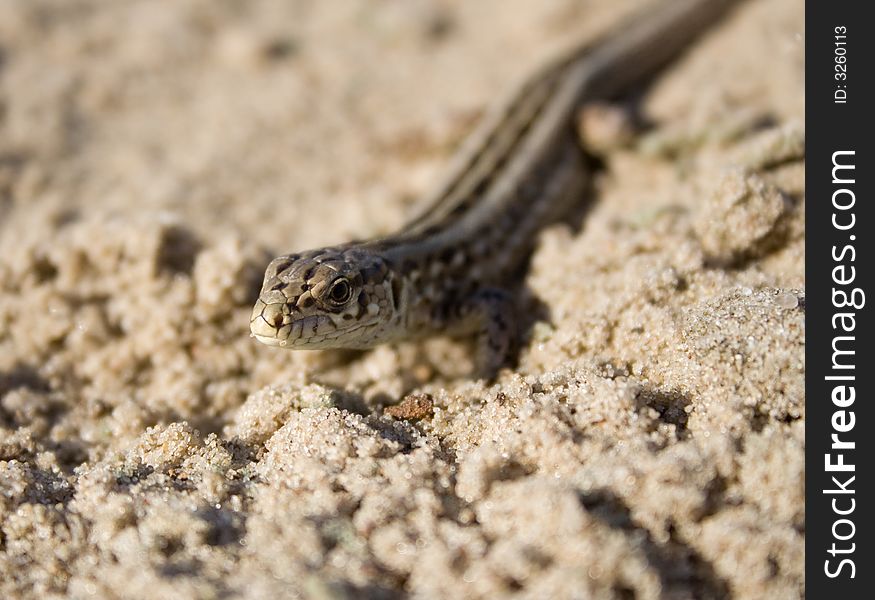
[[262, 304, 285, 330]]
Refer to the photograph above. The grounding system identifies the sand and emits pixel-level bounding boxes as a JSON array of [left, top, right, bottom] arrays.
[[0, 0, 804, 598]]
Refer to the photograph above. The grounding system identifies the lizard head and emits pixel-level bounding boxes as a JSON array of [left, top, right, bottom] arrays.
[[250, 246, 397, 349]]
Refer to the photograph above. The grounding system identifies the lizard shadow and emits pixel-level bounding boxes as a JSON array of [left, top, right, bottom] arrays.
[[500, 139, 605, 372]]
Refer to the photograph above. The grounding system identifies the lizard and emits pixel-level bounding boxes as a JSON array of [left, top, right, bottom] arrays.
[[250, 0, 742, 378]]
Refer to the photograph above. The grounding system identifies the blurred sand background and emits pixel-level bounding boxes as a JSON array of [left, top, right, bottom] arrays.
[[0, 0, 804, 598]]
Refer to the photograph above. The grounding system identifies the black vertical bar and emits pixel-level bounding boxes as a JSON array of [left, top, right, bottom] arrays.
[[806, 0, 873, 596]]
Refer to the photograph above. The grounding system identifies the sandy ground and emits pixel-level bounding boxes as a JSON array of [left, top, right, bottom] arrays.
[[0, 0, 804, 598]]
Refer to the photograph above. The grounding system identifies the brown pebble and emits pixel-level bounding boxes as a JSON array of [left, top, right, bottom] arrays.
[[384, 394, 434, 421]]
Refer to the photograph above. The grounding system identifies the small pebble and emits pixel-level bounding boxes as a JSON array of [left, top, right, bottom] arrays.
[[775, 292, 798, 310], [384, 394, 434, 421]]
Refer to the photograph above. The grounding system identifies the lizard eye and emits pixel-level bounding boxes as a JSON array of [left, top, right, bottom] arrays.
[[326, 278, 352, 305]]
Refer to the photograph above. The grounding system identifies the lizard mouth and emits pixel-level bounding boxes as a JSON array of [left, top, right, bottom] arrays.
[[250, 304, 354, 348], [251, 332, 286, 347], [250, 303, 379, 349]]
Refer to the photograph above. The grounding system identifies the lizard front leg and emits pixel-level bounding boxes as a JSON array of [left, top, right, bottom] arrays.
[[453, 288, 517, 380]]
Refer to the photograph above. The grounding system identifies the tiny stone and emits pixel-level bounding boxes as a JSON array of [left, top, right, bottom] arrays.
[[775, 292, 798, 310], [384, 394, 434, 421]]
